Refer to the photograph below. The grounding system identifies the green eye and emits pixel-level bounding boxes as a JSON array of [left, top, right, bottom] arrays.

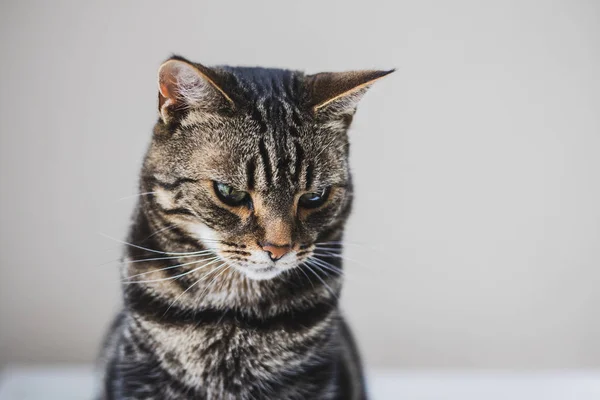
[[214, 182, 249, 207], [298, 187, 330, 209]]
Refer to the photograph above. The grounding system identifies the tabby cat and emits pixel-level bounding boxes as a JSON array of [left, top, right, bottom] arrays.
[[99, 55, 393, 400]]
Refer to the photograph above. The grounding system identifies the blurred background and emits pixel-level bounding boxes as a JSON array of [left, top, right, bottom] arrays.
[[1, 0, 599, 371]]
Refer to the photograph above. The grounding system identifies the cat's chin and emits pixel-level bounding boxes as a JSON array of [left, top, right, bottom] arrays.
[[239, 265, 285, 281]]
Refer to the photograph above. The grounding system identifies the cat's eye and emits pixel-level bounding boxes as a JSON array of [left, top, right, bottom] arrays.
[[298, 187, 330, 209], [213, 182, 250, 207]]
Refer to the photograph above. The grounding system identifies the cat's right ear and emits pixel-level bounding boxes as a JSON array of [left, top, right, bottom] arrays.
[[157, 57, 234, 123]]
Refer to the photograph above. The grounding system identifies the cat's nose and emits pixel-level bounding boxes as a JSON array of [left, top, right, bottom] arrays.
[[260, 242, 292, 261]]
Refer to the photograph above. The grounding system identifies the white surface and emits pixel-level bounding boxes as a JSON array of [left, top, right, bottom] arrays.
[[2, 367, 600, 400]]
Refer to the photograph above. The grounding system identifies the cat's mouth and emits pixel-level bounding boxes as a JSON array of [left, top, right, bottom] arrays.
[[240, 264, 282, 281], [229, 251, 301, 281]]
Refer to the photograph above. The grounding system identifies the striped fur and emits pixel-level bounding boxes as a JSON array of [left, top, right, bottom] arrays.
[[98, 55, 392, 400]]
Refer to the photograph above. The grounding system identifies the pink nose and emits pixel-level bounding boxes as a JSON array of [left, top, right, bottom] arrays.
[[261, 243, 291, 261]]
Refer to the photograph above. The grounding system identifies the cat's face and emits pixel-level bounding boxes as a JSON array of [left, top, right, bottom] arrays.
[[139, 57, 391, 280]]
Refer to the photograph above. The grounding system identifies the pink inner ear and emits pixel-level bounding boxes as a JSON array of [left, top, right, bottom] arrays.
[[159, 65, 178, 101], [158, 64, 184, 113], [159, 82, 171, 99], [158, 83, 171, 111]]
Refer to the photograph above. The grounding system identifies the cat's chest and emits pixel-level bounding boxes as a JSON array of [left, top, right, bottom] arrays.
[[133, 313, 335, 391]]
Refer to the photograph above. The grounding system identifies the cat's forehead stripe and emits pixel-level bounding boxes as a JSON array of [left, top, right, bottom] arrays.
[[252, 133, 310, 191], [257, 137, 273, 186]]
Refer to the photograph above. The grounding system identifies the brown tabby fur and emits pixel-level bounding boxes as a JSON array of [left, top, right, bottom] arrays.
[[99, 55, 393, 400]]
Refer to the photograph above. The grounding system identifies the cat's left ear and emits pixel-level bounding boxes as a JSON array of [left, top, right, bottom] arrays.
[[157, 56, 234, 123], [305, 69, 394, 117]]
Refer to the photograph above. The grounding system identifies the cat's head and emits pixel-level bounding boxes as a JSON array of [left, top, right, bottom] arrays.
[[139, 55, 392, 280]]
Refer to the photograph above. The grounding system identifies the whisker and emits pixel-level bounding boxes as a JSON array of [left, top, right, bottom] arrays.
[[124, 255, 220, 280], [313, 245, 344, 250], [163, 262, 229, 317], [296, 264, 315, 289], [127, 251, 215, 265], [314, 241, 366, 246], [307, 257, 344, 276], [311, 251, 364, 267], [197, 263, 233, 300], [309, 263, 332, 280], [96, 250, 216, 268], [99, 233, 219, 256], [116, 192, 157, 201], [302, 262, 338, 300], [312, 246, 350, 253], [314, 241, 378, 252], [142, 223, 179, 241], [124, 256, 222, 283], [312, 249, 345, 256]]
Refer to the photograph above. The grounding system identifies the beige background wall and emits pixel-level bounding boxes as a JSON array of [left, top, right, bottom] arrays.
[[1, 0, 599, 369]]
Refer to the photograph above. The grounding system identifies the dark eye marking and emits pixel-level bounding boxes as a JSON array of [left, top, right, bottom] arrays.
[[161, 207, 196, 217], [148, 176, 198, 190]]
